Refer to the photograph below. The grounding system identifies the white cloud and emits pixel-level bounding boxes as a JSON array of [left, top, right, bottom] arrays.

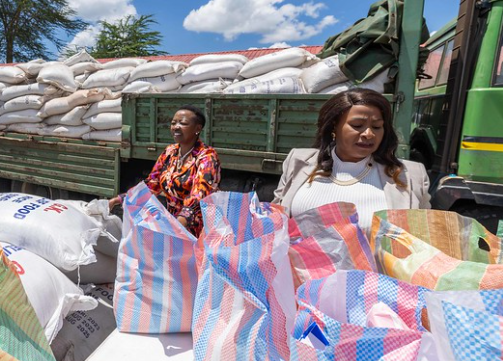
[[269, 42, 291, 48], [63, 0, 137, 51], [183, 0, 338, 44], [67, 0, 136, 22]]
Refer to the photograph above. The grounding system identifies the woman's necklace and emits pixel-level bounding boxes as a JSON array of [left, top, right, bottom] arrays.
[[329, 161, 373, 186], [177, 146, 194, 170]]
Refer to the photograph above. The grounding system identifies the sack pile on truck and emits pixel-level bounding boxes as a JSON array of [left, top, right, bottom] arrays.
[[0, 41, 395, 141]]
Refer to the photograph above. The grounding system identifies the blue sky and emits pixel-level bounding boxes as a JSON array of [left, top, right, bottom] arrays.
[[62, 0, 459, 57]]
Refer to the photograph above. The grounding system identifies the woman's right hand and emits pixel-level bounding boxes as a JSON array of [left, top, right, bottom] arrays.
[[109, 196, 122, 211]]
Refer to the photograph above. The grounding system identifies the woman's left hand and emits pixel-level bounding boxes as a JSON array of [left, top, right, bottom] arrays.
[[177, 216, 188, 227]]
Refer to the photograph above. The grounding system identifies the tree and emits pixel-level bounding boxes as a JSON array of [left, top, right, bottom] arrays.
[[0, 0, 88, 63], [91, 14, 167, 59]]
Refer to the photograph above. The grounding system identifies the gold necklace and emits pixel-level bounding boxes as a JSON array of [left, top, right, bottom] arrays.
[[329, 162, 373, 186]]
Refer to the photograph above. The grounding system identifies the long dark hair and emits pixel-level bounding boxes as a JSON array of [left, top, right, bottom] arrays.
[[309, 88, 405, 187]]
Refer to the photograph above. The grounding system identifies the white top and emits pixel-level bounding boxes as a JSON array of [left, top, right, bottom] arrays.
[[290, 152, 388, 235]]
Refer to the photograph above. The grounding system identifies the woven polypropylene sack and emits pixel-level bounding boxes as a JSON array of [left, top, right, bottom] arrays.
[[426, 288, 503, 360], [192, 191, 296, 361], [371, 209, 503, 290], [290, 270, 437, 361], [288, 202, 376, 289], [114, 182, 198, 333], [0, 244, 56, 361]]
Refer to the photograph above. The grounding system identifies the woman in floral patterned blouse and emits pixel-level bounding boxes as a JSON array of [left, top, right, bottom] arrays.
[[109, 105, 221, 236]]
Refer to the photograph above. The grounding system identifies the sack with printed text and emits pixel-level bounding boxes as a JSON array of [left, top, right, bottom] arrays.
[[290, 270, 440, 361], [0, 244, 56, 361], [114, 182, 198, 333], [371, 209, 503, 290], [0, 193, 111, 271], [0, 242, 97, 344], [192, 192, 296, 361]]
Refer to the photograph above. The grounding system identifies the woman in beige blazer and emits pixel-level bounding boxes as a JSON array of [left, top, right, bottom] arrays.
[[273, 89, 430, 225]]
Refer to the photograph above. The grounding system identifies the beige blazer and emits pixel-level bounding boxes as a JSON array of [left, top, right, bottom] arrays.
[[272, 148, 431, 216]]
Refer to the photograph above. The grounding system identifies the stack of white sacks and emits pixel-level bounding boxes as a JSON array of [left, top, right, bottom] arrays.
[[0, 47, 391, 141]]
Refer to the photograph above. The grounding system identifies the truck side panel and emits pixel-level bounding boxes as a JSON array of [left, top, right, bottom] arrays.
[[0, 135, 120, 197]]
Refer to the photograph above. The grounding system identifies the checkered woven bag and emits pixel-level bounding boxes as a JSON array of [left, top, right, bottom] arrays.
[[192, 191, 296, 361], [290, 270, 434, 361]]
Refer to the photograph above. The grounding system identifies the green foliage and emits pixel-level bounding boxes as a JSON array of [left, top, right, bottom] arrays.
[[0, 0, 88, 63], [91, 14, 168, 59]]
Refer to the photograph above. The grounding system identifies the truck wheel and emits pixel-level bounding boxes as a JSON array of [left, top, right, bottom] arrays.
[[451, 205, 503, 234], [11, 181, 69, 200], [410, 147, 432, 170]]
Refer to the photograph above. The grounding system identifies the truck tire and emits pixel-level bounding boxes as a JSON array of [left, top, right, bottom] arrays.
[[11, 181, 69, 200], [0, 178, 11, 193], [451, 205, 503, 234]]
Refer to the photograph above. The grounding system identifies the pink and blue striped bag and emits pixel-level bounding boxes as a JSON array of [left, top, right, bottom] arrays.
[[192, 191, 296, 361], [114, 182, 198, 333], [291, 270, 437, 361], [288, 202, 376, 289]]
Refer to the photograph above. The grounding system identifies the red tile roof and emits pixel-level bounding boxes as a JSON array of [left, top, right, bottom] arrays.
[[1, 46, 324, 67]]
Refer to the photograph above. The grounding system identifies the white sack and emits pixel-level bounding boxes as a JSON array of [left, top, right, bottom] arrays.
[[316, 82, 352, 95], [84, 98, 122, 119], [81, 67, 134, 89], [0, 242, 98, 344], [239, 47, 317, 78], [225, 67, 303, 93], [0, 192, 109, 270], [0, 66, 27, 84], [82, 128, 121, 142], [178, 78, 231, 93], [63, 49, 98, 67], [0, 95, 44, 116], [51, 284, 116, 361], [225, 76, 306, 94], [129, 60, 188, 82], [128, 73, 180, 92], [0, 125, 5, 130], [177, 61, 243, 85], [0, 83, 60, 102], [44, 105, 89, 126], [0, 81, 7, 92], [38, 124, 91, 138], [6, 122, 46, 134], [37, 63, 78, 92], [0, 109, 42, 125], [102, 58, 148, 70], [190, 53, 249, 66], [15, 59, 46, 77], [70, 62, 103, 76], [122, 81, 160, 94], [38, 88, 115, 118], [83, 113, 122, 130], [301, 55, 349, 93]]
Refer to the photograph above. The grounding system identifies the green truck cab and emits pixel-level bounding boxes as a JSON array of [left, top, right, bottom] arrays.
[[411, 0, 503, 230]]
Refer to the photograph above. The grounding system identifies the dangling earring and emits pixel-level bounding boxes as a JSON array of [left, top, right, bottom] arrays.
[[195, 132, 200, 136], [331, 132, 336, 141]]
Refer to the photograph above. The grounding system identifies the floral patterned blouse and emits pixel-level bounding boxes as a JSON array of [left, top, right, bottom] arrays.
[[145, 139, 221, 237]]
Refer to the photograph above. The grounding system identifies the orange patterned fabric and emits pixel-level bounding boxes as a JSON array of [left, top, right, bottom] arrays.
[[145, 139, 221, 236]]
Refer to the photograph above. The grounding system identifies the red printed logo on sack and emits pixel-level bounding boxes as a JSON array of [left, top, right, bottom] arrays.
[[11, 260, 25, 275]]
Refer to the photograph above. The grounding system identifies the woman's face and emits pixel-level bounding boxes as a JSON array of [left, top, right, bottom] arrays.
[[171, 110, 202, 146], [334, 104, 385, 162]]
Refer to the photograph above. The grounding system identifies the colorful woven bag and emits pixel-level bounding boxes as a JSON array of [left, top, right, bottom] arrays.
[[426, 288, 503, 360], [290, 270, 435, 361], [288, 202, 376, 289], [371, 209, 503, 290], [0, 244, 55, 361], [192, 192, 296, 361], [114, 182, 198, 333]]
